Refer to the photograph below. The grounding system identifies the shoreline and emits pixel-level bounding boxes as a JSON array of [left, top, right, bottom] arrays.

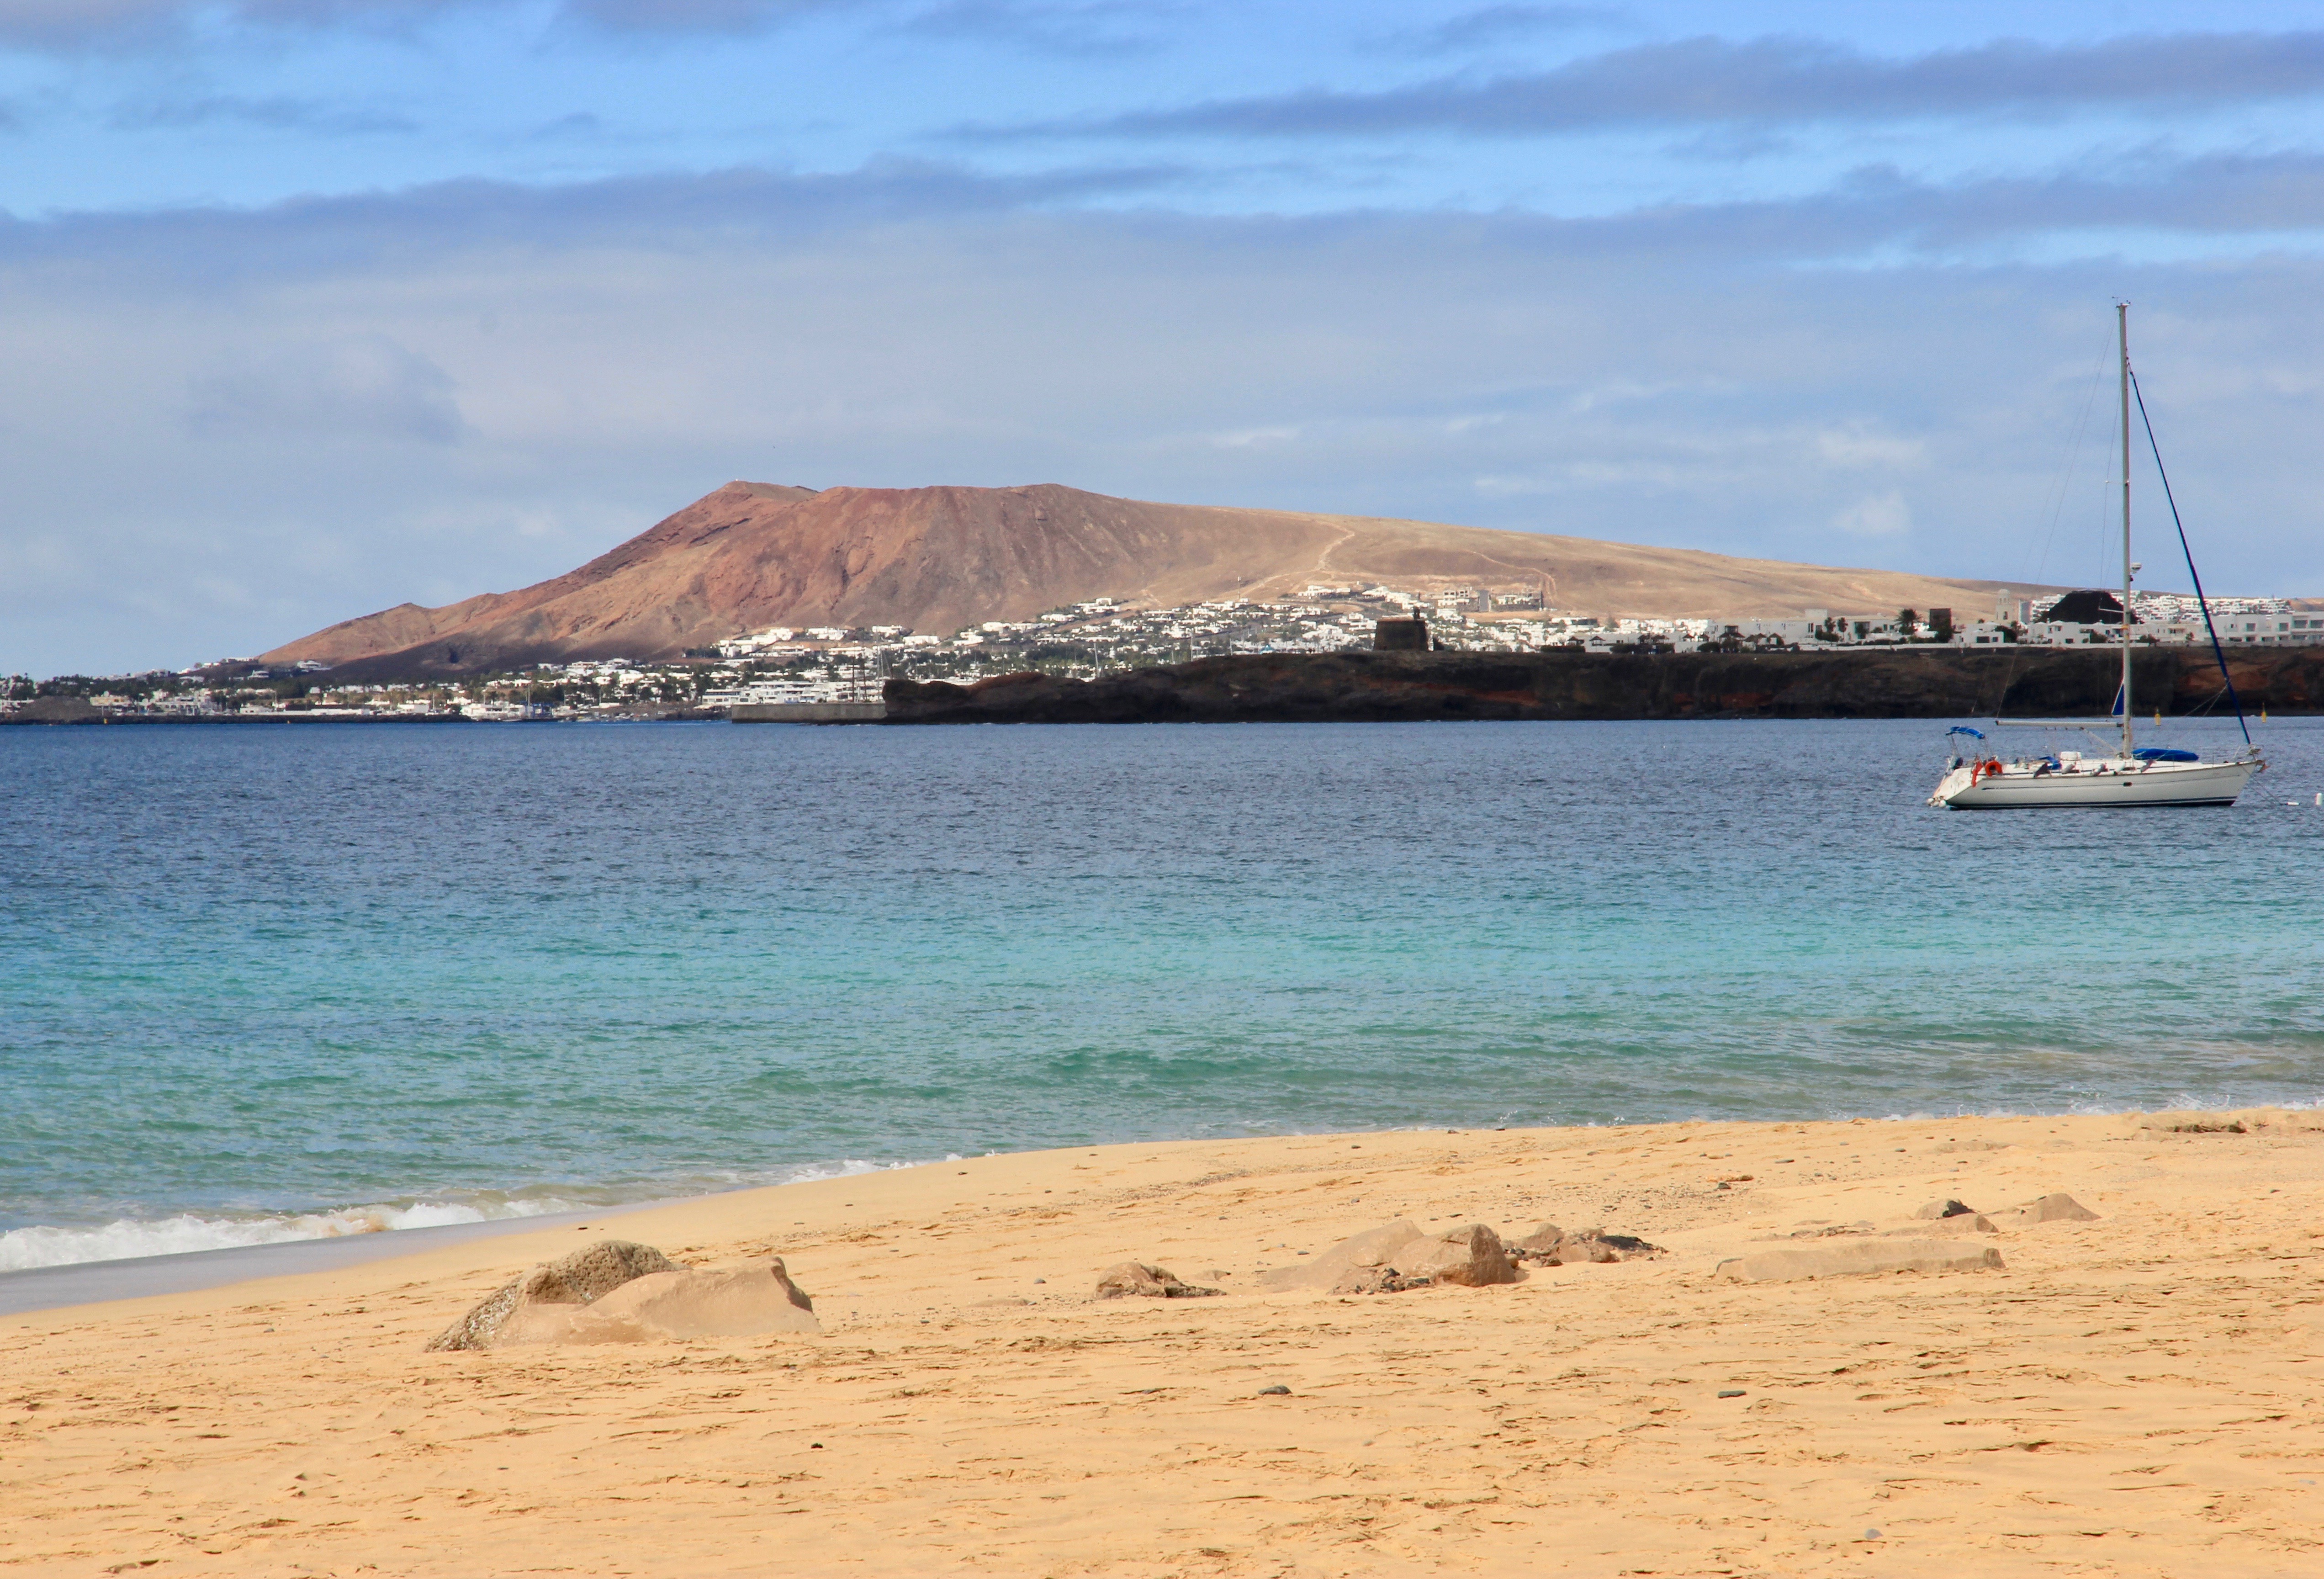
[[5, 1097, 2316, 1315], [884, 646, 2324, 724], [0, 710, 727, 727], [7, 1108, 2321, 1574], [0, 1162, 944, 1312], [16, 646, 2322, 730], [0, 1203, 664, 1319]]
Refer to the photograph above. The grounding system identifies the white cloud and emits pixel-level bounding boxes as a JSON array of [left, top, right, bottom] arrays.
[[1813, 424, 1926, 469], [0, 0, 858, 49], [186, 336, 468, 444], [1210, 425, 1299, 449], [1832, 490, 1912, 539], [3, 165, 2322, 674], [1020, 31, 2324, 140]]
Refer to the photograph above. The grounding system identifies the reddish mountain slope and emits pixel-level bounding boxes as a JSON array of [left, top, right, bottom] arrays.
[[264, 481, 2026, 676]]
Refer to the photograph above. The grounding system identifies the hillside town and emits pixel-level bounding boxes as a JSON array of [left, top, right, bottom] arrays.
[[9, 584, 2322, 721]]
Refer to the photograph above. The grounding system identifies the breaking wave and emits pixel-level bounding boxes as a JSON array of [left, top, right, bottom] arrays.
[[0, 1196, 580, 1272], [0, 1158, 930, 1273]]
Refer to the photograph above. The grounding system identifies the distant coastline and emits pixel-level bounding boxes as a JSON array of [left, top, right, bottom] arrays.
[[14, 646, 2321, 726], [884, 646, 2324, 725], [0, 700, 726, 726]]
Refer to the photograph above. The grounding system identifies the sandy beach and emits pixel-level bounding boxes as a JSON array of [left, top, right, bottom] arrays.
[[5, 1109, 2321, 1577]]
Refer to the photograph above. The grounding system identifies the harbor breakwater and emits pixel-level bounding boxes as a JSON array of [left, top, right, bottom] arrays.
[[885, 646, 2324, 725]]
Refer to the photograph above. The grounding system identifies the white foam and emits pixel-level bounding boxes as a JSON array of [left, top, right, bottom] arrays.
[[0, 1156, 947, 1273], [0, 1197, 582, 1272]]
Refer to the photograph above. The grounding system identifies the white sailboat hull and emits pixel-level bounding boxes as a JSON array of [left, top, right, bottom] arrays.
[[1926, 307, 2266, 812], [1930, 757, 2259, 809]]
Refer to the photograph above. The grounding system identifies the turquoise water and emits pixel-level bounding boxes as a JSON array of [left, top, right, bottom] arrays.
[[4, 717, 2320, 1266]]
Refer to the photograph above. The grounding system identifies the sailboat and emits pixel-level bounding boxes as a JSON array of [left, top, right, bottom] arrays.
[[1928, 304, 2266, 810]]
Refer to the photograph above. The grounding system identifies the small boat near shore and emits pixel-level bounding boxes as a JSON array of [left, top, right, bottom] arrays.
[[1930, 303, 2264, 810]]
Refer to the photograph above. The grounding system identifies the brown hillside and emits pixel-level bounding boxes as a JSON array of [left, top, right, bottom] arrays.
[[264, 481, 2031, 676]]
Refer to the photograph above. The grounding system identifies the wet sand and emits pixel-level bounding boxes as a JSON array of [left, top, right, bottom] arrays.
[[5, 1110, 2321, 1576]]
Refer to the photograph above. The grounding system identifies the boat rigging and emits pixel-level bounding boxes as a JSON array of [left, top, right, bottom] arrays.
[[1928, 303, 2264, 810]]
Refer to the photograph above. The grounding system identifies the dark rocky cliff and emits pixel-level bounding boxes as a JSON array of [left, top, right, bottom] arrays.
[[885, 646, 2324, 724]]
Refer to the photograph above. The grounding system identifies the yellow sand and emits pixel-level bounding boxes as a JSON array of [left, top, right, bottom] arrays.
[[5, 1110, 2323, 1577]]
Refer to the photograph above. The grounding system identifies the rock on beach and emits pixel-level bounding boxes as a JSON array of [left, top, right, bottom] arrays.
[[509, 1262, 821, 1344], [1095, 1262, 1222, 1298], [2002, 1192, 2100, 1225], [1259, 1221, 1423, 1291], [425, 1240, 680, 1352], [1514, 1224, 1663, 1264], [426, 1241, 821, 1348], [1264, 1221, 1519, 1293], [1400, 1224, 1519, 1286]]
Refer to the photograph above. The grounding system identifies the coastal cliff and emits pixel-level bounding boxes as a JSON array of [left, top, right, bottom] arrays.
[[885, 646, 2324, 724]]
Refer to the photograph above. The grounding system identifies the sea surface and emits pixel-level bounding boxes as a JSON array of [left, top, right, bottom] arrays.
[[5, 716, 2320, 1269]]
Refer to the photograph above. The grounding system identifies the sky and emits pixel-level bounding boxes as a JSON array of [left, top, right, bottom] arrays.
[[5, 1, 2323, 674]]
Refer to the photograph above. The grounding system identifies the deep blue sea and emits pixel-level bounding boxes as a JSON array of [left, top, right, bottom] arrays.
[[5, 716, 2320, 1268]]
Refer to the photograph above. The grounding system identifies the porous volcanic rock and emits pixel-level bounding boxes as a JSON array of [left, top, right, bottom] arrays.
[[424, 1240, 679, 1352], [1095, 1262, 1223, 1298], [1514, 1225, 1663, 1264], [505, 1261, 821, 1344]]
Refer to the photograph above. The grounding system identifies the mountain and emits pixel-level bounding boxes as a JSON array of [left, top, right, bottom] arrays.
[[263, 481, 2032, 677]]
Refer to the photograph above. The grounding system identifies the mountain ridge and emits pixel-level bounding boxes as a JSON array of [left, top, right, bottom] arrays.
[[263, 481, 2038, 677]]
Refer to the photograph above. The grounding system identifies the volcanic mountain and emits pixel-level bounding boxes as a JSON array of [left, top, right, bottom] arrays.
[[265, 481, 2030, 677]]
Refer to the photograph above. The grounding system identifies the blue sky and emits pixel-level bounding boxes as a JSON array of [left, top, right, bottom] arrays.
[[5, 1, 2324, 672]]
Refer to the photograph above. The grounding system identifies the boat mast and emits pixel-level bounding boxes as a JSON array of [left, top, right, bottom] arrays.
[[2118, 301, 2134, 759]]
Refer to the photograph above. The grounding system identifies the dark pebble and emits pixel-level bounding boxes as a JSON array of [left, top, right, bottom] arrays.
[[1258, 1385, 1291, 1396]]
